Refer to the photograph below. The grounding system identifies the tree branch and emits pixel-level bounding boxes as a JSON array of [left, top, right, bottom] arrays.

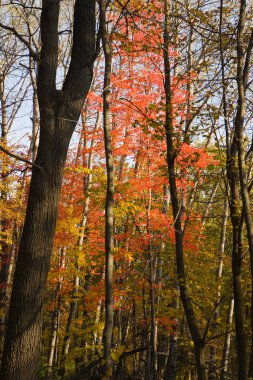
[[0, 22, 39, 60], [37, 0, 60, 108], [0, 145, 42, 170], [62, 0, 96, 120]]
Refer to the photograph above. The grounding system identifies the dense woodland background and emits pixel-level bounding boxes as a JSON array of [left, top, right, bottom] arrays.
[[1, 0, 253, 379]]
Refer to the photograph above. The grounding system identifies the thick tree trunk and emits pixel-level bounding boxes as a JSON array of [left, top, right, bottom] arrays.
[[0, 1, 95, 379], [0, 127, 71, 379]]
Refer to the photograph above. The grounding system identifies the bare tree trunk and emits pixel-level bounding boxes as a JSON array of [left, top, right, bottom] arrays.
[[0, 71, 10, 356], [58, 111, 100, 377], [220, 297, 234, 380], [147, 189, 157, 380], [200, 181, 219, 235], [235, 2, 253, 375], [208, 199, 228, 379], [29, 54, 40, 163], [166, 278, 179, 380], [47, 248, 65, 380], [219, 1, 247, 377], [0, 1, 95, 379], [163, 1, 206, 379], [99, 1, 114, 377], [31, 90, 40, 163]]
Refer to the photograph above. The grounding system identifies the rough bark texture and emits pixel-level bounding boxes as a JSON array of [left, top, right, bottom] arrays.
[[0, 1, 95, 379]]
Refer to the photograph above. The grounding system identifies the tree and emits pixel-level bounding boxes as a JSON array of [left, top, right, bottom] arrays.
[[3, 0, 253, 378], [99, 0, 115, 378], [0, 1, 96, 379]]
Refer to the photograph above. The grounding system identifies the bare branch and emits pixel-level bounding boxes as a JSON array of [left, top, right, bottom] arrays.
[[0, 145, 42, 170], [0, 22, 39, 60]]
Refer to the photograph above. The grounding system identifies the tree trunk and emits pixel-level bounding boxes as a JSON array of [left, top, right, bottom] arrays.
[[99, 1, 114, 378], [0, 71, 10, 355], [230, 196, 246, 379], [235, 2, 253, 375], [219, 1, 247, 377], [0, 1, 95, 379], [58, 111, 100, 377], [31, 89, 40, 162], [220, 297, 234, 380], [163, 1, 206, 379], [208, 199, 228, 379]]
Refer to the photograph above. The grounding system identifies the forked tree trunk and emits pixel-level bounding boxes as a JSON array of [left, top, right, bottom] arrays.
[[219, 1, 247, 377], [0, 1, 95, 379]]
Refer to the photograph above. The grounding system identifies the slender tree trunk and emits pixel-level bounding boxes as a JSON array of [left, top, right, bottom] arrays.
[[31, 90, 40, 163], [58, 111, 100, 377], [220, 297, 234, 380], [208, 199, 228, 379], [47, 269, 62, 379], [229, 179, 247, 380], [219, 1, 247, 377], [0, 71, 11, 357], [29, 54, 40, 163], [147, 189, 157, 380], [0, 1, 95, 378], [227, 148, 246, 379], [200, 181, 219, 235], [99, 1, 114, 377], [235, 2, 253, 375], [163, 1, 206, 379]]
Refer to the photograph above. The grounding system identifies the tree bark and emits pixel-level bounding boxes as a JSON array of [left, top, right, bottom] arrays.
[[58, 111, 100, 377], [99, 1, 114, 378], [163, 1, 206, 379], [219, 1, 247, 377], [0, 1, 95, 379], [235, 2, 253, 375], [220, 297, 234, 380], [0, 71, 10, 355], [208, 199, 228, 379], [47, 247, 66, 377]]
